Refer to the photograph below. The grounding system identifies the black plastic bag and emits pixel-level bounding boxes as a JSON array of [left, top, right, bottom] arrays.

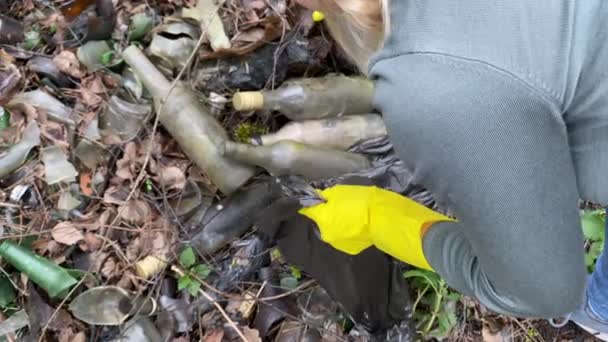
[[188, 136, 447, 340], [255, 137, 451, 340], [313, 136, 449, 216]]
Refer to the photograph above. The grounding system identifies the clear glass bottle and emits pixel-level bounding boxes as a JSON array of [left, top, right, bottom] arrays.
[[252, 114, 387, 150], [232, 75, 374, 120], [122, 45, 255, 195], [221, 140, 371, 181]]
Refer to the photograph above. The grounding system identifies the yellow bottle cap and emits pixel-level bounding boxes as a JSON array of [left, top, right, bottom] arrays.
[[135, 255, 168, 279], [312, 11, 325, 22], [233, 91, 265, 111]]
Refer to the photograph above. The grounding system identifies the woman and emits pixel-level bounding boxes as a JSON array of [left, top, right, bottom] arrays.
[[295, 0, 608, 338]]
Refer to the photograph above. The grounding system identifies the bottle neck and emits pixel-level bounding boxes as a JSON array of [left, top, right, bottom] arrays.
[[122, 46, 172, 100], [223, 142, 272, 167], [262, 84, 308, 113]]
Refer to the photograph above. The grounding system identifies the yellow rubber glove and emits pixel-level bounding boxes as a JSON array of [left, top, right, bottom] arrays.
[[298, 185, 455, 270]]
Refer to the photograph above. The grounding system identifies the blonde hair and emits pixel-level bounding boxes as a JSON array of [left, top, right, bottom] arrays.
[[317, 0, 390, 73]]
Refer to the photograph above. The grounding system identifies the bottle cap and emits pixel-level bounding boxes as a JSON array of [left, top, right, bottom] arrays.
[[233, 92, 264, 111], [312, 11, 325, 22], [135, 255, 168, 279]]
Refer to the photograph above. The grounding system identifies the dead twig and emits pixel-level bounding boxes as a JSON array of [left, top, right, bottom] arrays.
[[257, 279, 315, 302]]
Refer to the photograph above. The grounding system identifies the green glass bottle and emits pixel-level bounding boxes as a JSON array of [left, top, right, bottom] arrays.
[[0, 240, 78, 298]]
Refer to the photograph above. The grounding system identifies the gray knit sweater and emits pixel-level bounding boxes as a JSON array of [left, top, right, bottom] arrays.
[[369, 0, 608, 318]]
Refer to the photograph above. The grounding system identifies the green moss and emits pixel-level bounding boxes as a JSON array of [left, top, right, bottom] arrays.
[[233, 122, 267, 143]]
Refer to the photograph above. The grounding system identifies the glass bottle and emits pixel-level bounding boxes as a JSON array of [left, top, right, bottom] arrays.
[[253, 114, 387, 150], [221, 140, 371, 181], [232, 75, 374, 121], [122, 45, 255, 195]]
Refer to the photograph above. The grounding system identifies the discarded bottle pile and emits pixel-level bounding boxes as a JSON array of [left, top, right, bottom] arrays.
[[178, 73, 451, 340]]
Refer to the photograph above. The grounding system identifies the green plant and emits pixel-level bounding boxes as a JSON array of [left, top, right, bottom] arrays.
[[176, 247, 212, 296], [404, 268, 461, 340], [143, 178, 154, 192], [270, 248, 282, 261], [22, 29, 41, 50], [0, 274, 15, 310], [526, 327, 541, 342], [100, 50, 116, 66], [289, 265, 302, 280], [0, 108, 10, 130], [581, 209, 606, 272], [278, 265, 303, 290], [233, 122, 267, 143], [48, 23, 58, 35]]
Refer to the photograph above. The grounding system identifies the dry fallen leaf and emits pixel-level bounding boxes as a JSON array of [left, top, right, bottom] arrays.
[[115, 165, 133, 180], [80, 87, 103, 107], [52, 222, 85, 245], [32, 237, 57, 256], [116, 269, 137, 290], [71, 331, 86, 342], [88, 76, 106, 94], [57, 328, 75, 342], [242, 327, 262, 342], [124, 141, 139, 160], [200, 16, 284, 60], [93, 209, 112, 230], [115, 142, 139, 180], [41, 121, 69, 148], [49, 309, 75, 331], [119, 199, 151, 224], [53, 50, 85, 78], [126, 236, 142, 261], [0, 60, 21, 105], [158, 165, 186, 190], [226, 292, 256, 319], [78, 77, 106, 107], [79, 172, 94, 196], [89, 251, 110, 273], [225, 296, 241, 315], [140, 228, 172, 256], [233, 28, 265, 44], [103, 186, 129, 205], [203, 329, 224, 342], [0, 49, 16, 64], [79, 232, 102, 252], [101, 256, 117, 279], [482, 325, 510, 342]]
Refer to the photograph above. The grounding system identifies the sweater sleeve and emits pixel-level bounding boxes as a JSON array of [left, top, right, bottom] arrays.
[[369, 53, 587, 318]]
